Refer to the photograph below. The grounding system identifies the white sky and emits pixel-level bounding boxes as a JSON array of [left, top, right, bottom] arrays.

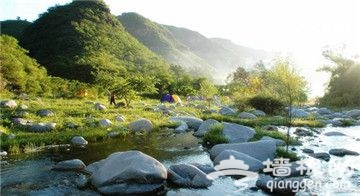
[[1, 0, 359, 98]]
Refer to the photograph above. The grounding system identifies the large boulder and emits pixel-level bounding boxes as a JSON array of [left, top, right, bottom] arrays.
[[210, 140, 277, 162], [238, 112, 257, 119], [293, 127, 313, 136], [174, 121, 188, 133], [52, 159, 86, 171], [222, 122, 255, 143], [86, 151, 167, 195], [260, 136, 286, 146], [194, 119, 221, 137], [0, 100, 17, 109], [99, 119, 112, 127], [71, 136, 88, 146], [36, 109, 55, 117], [170, 116, 203, 130], [347, 109, 360, 118], [219, 106, 237, 116], [329, 148, 359, 157], [213, 150, 264, 171], [128, 118, 153, 132], [29, 122, 56, 132], [167, 164, 212, 188], [291, 108, 310, 118]]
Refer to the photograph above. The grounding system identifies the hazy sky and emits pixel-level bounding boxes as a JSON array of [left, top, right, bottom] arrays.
[[1, 0, 359, 97]]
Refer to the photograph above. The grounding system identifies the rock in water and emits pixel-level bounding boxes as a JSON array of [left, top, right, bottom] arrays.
[[52, 159, 86, 171], [329, 148, 359, 157], [71, 136, 88, 146], [86, 151, 167, 195], [213, 150, 264, 171], [167, 164, 212, 188], [170, 116, 203, 130]]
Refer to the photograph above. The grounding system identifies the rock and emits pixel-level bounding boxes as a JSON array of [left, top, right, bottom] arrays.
[[194, 119, 221, 137], [317, 107, 332, 115], [94, 103, 106, 111], [174, 121, 188, 133], [310, 152, 330, 161], [347, 109, 360, 118], [256, 174, 305, 195], [29, 122, 56, 132], [260, 136, 286, 146], [36, 109, 55, 117], [0, 100, 17, 109], [213, 150, 264, 171], [170, 116, 203, 130], [0, 151, 8, 156], [210, 140, 277, 162], [12, 118, 32, 127], [115, 115, 125, 122], [264, 162, 311, 178], [7, 133, 16, 139], [71, 136, 88, 146], [262, 125, 278, 131], [16, 111, 29, 118], [66, 122, 78, 129], [128, 118, 153, 132], [76, 174, 89, 188], [329, 148, 359, 157], [107, 131, 121, 138], [222, 122, 255, 143], [302, 148, 314, 154], [87, 151, 167, 195], [52, 159, 86, 171], [294, 127, 313, 136], [291, 108, 310, 118], [324, 131, 347, 136], [19, 104, 28, 110], [188, 163, 216, 174], [219, 106, 237, 116], [99, 119, 112, 127], [167, 164, 212, 188], [238, 112, 257, 119], [252, 110, 266, 116]]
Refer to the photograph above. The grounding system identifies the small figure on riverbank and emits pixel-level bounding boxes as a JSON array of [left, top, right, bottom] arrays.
[[108, 91, 116, 106]]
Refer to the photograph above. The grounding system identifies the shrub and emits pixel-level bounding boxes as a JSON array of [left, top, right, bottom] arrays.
[[247, 96, 284, 114], [203, 124, 228, 147]]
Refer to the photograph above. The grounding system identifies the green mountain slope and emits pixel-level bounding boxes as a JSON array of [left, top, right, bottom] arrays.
[[0, 20, 31, 40], [20, 0, 170, 86], [118, 12, 214, 77]]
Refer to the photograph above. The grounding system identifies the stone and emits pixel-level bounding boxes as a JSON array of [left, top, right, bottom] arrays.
[[66, 122, 78, 129], [222, 122, 255, 143], [188, 163, 216, 174], [29, 122, 56, 132], [107, 131, 121, 138], [0, 100, 17, 109], [76, 174, 89, 188], [260, 136, 286, 146], [115, 115, 125, 122], [324, 131, 347, 136], [71, 136, 88, 146], [210, 140, 277, 162], [128, 118, 153, 132], [170, 116, 203, 130], [213, 150, 264, 171], [12, 118, 32, 127], [238, 112, 257, 119], [174, 121, 188, 133], [0, 151, 8, 156], [256, 174, 306, 195], [252, 110, 266, 116], [347, 109, 360, 118], [86, 151, 167, 195], [99, 119, 112, 127], [194, 119, 221, 137], [302, 148, 314, 154], [167, 164, 212, 188], [329, 148, 359, 157], [52, 159, 86, 171], [317, 107, 332, 115], [310, 152, 330, 161], [7, 133, 16, 139], [219, 106, 237, 116], [294, 128, 313, 136], [19, 104, 28, 110], [291, 108, 310, 118], [37, 109, 55, 117], [94, 103, 106, 111], [262, 125, 278, 131]]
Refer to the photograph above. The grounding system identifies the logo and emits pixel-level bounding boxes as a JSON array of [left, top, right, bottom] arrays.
[[206, 155, 259, 191]]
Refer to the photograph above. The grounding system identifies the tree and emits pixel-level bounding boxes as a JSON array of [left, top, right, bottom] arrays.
[[318, 50, 360, 107]]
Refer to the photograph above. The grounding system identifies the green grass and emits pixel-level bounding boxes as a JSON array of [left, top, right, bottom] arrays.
[[276, 147, 300, 161], [251, 127, 301, 145], [203, 124, 228, 147]]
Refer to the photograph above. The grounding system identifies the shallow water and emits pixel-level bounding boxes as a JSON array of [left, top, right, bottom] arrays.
[[1, 126, 360, 195]]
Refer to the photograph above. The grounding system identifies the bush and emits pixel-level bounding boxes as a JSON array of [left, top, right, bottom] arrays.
[[203, 124, 228, 147], [247, 96, 284, 114]]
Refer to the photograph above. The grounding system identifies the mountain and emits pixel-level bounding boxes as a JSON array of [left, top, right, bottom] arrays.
[[165, 26, 273, 83], [0, 20, 31, 40], [118, 12, 272, 83], [20, 0, 170, 86], [118, 12, 214, 77]]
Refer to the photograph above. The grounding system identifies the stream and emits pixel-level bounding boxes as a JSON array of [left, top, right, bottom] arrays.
[[1, 126, 360, 195]]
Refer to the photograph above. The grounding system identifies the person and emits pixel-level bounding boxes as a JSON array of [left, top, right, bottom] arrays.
[[109, 91, 116, 105]]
